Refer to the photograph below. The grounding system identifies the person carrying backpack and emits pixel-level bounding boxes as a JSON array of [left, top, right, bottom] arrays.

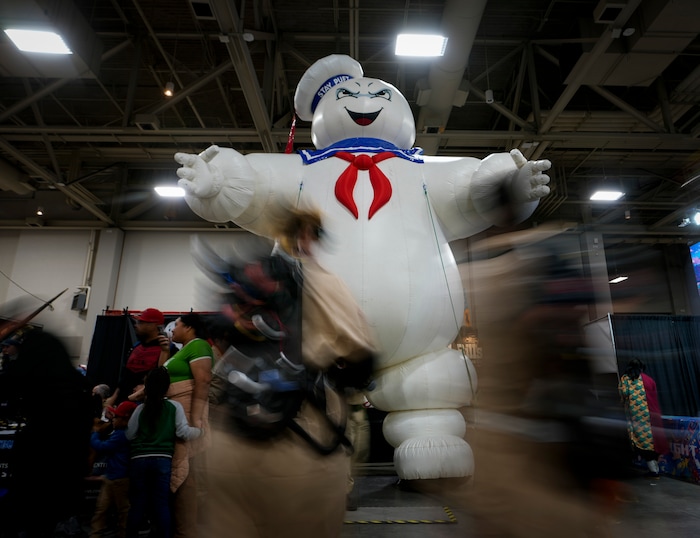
[[204, 206, 377, 538]]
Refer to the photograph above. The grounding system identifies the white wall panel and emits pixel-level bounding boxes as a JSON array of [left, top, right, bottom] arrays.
[[0, 230, 93, 359], [0, 231, 20, 303], [113, 230, 264, 313]]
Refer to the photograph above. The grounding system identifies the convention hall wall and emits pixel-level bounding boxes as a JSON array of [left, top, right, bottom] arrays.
[[0, 228, 263, 361], [0, 229, 697, 363]]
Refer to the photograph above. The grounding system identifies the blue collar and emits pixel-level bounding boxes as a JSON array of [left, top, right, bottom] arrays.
[[299, 138, 424, 165]]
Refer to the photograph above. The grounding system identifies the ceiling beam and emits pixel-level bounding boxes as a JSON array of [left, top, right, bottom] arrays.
[[463, 82, 534, 132], [538, 0, 645, 135], [4, 127, 700, 151], [209, 0, 278, 153], [0, 41, 132, 124], [148, 60, 235, 116], [0, 138, 114, 225], [588, 85, 666, 133], [131, 0, 206, 128]]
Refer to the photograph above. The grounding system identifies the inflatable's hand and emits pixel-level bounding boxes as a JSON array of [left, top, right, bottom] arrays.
[[471, 149, 552, 226], [509, 149, 551, 203], [174, 145, 258, 222], [175, 145, 224, 199]]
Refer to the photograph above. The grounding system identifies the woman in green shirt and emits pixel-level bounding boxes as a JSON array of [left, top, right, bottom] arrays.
[[161, 312, 213, 538]]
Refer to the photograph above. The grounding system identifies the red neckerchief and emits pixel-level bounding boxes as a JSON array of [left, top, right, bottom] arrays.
[[334, 151, 396, 219]]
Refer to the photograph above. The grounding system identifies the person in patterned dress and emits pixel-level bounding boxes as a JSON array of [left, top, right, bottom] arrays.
[[619, 359, 669, 478]]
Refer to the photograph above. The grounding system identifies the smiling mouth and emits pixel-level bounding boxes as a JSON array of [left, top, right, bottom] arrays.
[[346, 108, 381, 126]]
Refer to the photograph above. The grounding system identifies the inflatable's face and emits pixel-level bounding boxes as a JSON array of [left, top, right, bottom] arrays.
[[311, 76, 416, 150]]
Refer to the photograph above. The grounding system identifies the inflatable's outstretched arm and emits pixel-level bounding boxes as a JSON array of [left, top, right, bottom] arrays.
[[428, 149, 551, 240], [175, 146, 301, 235], [175, 145, 258, 223]]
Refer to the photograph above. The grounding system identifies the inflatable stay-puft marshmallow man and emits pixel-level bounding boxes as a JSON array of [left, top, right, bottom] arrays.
[[175, 54, 551, 480]]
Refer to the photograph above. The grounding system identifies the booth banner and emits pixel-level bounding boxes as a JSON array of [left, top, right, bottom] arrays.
[[659, 416, 700, 484]]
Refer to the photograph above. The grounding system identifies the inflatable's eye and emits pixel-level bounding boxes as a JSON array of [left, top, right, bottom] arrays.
[[336, 87, 358, 99], [370, 88, 392, 100]]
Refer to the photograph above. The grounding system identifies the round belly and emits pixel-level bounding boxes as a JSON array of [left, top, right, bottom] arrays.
[[303, 156, 463, 367], [320, 209, 463, 368]]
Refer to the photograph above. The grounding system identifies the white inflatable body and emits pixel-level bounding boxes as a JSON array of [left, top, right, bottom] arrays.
[[175, 55, 550, 479]]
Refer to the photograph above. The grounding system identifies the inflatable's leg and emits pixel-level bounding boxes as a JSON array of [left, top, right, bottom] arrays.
[[367, 348, 477, 479]]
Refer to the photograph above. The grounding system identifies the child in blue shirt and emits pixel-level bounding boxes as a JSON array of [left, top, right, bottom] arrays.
[[90, 400, 138, 538]]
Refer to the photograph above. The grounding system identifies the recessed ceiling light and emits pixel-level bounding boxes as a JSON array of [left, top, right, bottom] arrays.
[[155, 186, 185, 197], [395, 34, 448, 57], [590, 190, 624, 201], [164, 82, 175, 97], [4, 29, 73, 55]]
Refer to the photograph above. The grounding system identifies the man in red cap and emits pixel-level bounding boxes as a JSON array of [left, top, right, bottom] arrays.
[[118, 308, 170, 400]]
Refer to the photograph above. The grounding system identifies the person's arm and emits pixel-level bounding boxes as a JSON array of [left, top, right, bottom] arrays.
[[125, 405, 143, 440], [190, 358, 212, 428], [158, 333, 171, 366], [103, 388, 119, 409], [170, 400, 202, 440]]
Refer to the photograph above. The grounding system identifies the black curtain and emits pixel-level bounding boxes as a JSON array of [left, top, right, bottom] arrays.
[[611, 314, 700, 417], [85, 315, 136, 391]]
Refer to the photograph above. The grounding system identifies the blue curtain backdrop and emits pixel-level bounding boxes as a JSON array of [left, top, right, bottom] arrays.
[[611, 314, 700, 417]]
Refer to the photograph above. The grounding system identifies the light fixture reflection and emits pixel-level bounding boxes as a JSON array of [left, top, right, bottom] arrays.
[[155, 186, 185, 197], [395, 34, 448, 57], [590, 190, 624, 201], [4, 29, 73, 55]]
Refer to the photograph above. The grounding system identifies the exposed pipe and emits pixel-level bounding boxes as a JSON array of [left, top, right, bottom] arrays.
[[82, 230, 98, 287]]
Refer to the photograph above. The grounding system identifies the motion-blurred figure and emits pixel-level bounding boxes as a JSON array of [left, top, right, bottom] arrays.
[[6, 331, 93, 537], [461, 223, 627, 538], [203, 207, 377, 537]]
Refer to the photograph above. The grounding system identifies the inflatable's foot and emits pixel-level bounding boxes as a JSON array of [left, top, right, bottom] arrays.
[[394, 434, 474, 480]]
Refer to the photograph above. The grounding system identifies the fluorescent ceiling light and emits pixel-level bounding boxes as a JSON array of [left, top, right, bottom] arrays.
[[395, 34, 448, 57], [590, 190, 624, 201], [693, 212, 700, 225], [4, 29, 73, 55], [609, 276, 629, 284], [155, 186, 185, 197]]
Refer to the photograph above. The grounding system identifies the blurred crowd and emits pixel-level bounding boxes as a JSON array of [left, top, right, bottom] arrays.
[[0, 219, 665, 538]]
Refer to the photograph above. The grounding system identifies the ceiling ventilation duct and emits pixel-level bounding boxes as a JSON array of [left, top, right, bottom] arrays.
[[593, 1, 628, 24], [568, 0, 700, 87], [188, 0, 216, 21], [134, 114, 161, 131], [0, 158, 35, 195], [414, 0, 488, 155], [0, 0, 103, 78]]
